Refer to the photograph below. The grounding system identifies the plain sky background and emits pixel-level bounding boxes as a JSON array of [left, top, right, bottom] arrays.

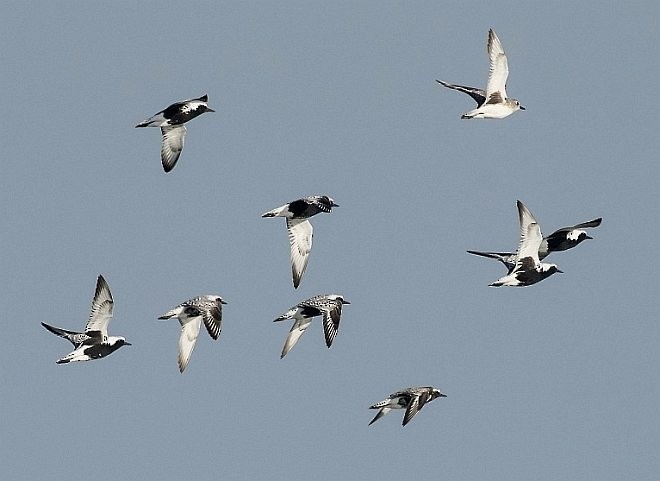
[[1, 1, 658, 480]]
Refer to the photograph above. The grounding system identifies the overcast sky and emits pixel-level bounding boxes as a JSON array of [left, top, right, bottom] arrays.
[[1, 2, 658, 480]]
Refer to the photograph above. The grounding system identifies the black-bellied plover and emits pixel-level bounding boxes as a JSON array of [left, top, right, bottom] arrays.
[[369, 386, 446, 427], [488, 201, 563, 287], [135, 94, 215, 172], [468, 202, 601, 272], [262, 195, 338, 289], [273, 294, 349, 358], [437, 29, 524, 119], [158, 295, 227, 373], [41, 275, 131, 364]]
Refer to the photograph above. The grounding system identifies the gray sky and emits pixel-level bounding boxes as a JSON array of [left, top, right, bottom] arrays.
[[1, 1, 658, 480]]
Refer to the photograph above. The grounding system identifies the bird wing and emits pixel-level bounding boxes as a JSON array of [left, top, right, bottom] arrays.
[[516, 222, 543, 267], [402, 393, 423, 426], [467, 250, 516, 259], [160, 125, 186, 173], [202, 300, 222, 340], [41, 322, 85, 347], [515, 200, 539, 256], [178, 315, 202, 373], [436, 80, 486, 106], [321, 302, 342, 348], [286, 218, 313, 289], [85, 275, 114, 339], [466, 250, 517, 273], [280, 317, 312, 359], [550, 217, 603, 234], [485, 29, 509, 102]]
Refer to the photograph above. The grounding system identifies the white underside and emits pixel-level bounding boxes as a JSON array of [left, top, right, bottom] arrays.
[[58, 346, 92, 363], [463, 103, 516, 119]]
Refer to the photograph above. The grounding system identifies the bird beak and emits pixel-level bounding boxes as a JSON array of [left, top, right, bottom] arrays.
[[333, 203, 340, 207], [125, 342, 132, 346], [519, 106, 526, 110], [343, 300, 351, 304], [439, 393, 447, 397], [556, 269, 564, 274], [585, 235, 593, 240], [207, 108, 216, 113], [221, 299, 228, 304]]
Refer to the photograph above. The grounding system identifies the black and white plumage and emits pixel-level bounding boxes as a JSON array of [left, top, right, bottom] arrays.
[[262, 195, 338, 289], [41, 275, 130, 364], [273, 294, 349, 359], [437, 28, 525, 119], [488, 201, 563, 287], [369, 387, 446, 427], [158, 295, 227, 373], [542, 217, 602, 254], [468, 202, 602, 273], [135, 94, 215, 173]]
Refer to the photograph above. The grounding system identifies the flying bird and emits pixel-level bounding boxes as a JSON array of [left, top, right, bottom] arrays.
[[369, 386, 446, 427], [488, 201, 563, 287], [262, 195, 338, 289], [437, 28, 525, 119], [274, 294, 350, 358], [158, 295, 227, 373], [468, 203, 601, 272], [41, 275, 131, 364], [135, 94, 215, 173]]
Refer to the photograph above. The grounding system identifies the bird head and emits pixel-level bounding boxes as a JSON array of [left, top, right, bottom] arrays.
[[510, 99, 525, 111], [212, 295, 228, 305], [330, 295, 350, 305], [111, 336, 131, 347], [567, 229, 592, 243], [546, 264, 563, 275], [431, 388, 447, 400]]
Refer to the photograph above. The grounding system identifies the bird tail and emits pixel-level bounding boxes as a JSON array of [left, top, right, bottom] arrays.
[[369, 398, 391, 409], [158, 309, 178, 320], [158, 306, 183, 321], [261, 205, 288, 218], [273, 308, 296, 322], [135, 112, 166, 128], [135, 118, 154, 128]]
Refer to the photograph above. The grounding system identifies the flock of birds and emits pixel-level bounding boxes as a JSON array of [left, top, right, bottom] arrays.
[[40, 28, 601, 427]]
